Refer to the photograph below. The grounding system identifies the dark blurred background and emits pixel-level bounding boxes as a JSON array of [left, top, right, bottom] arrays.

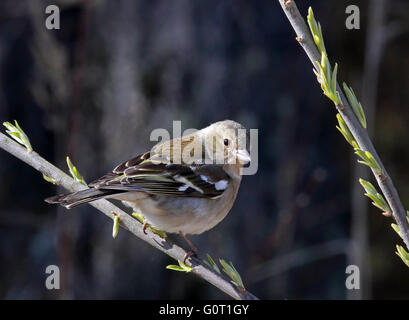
[[1, 0, 409, 299]]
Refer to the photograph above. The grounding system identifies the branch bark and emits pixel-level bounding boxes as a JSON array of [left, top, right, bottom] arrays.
[[0, 131, 258, 300], [277, 0, 409, 250]]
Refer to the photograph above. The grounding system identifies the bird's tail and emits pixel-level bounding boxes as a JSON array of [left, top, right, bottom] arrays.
[[45, 188, 122, 209]]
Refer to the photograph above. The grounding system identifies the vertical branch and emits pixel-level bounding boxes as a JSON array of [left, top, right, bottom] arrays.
[[277, 0, 409, 253]]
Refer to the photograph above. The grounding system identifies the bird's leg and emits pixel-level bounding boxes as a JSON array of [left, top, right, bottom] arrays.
[[180, 232, 198, 252], [180, 232, 198, 263], [142, 221, 149, 235]]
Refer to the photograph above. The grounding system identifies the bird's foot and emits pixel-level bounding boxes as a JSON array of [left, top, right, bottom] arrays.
[[183, 250, 198, 264], [180, 232, 199, 263], [142, 221, 149, 235], [132, 212, 167, 238]]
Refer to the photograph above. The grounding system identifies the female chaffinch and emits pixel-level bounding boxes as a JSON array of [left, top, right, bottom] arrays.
[[46, 120, 251, 258]]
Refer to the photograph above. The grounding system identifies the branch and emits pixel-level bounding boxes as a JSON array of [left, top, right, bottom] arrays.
[[0, 131, 258, 300], [277, 1, 409, 253]]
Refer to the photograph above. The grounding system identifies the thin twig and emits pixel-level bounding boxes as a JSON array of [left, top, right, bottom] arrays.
[[0, 132, 258, 300], [277, 0, 409, 251]]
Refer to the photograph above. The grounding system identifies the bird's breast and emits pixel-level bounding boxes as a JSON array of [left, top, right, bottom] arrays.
[[120, 180, 240, 235]]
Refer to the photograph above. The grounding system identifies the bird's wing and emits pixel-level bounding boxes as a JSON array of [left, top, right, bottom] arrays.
[[88, 152, 230, 199]]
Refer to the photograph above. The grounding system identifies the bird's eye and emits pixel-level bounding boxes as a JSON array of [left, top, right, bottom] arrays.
[[224, 138, 229, 146]]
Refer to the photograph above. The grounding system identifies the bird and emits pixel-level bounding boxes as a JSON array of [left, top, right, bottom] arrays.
[[45, 120, 251, 261]]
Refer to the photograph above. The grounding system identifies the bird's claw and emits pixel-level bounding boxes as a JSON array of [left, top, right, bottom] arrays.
[[142, 221, 149, 235], [183, 250, 198, 264]]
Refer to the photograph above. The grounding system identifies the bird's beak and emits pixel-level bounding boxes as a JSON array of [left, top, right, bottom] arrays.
[[235, 149, 251, 164]]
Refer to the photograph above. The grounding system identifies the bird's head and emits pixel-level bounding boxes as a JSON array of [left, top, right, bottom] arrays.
[[203, 120, 251, 166]]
